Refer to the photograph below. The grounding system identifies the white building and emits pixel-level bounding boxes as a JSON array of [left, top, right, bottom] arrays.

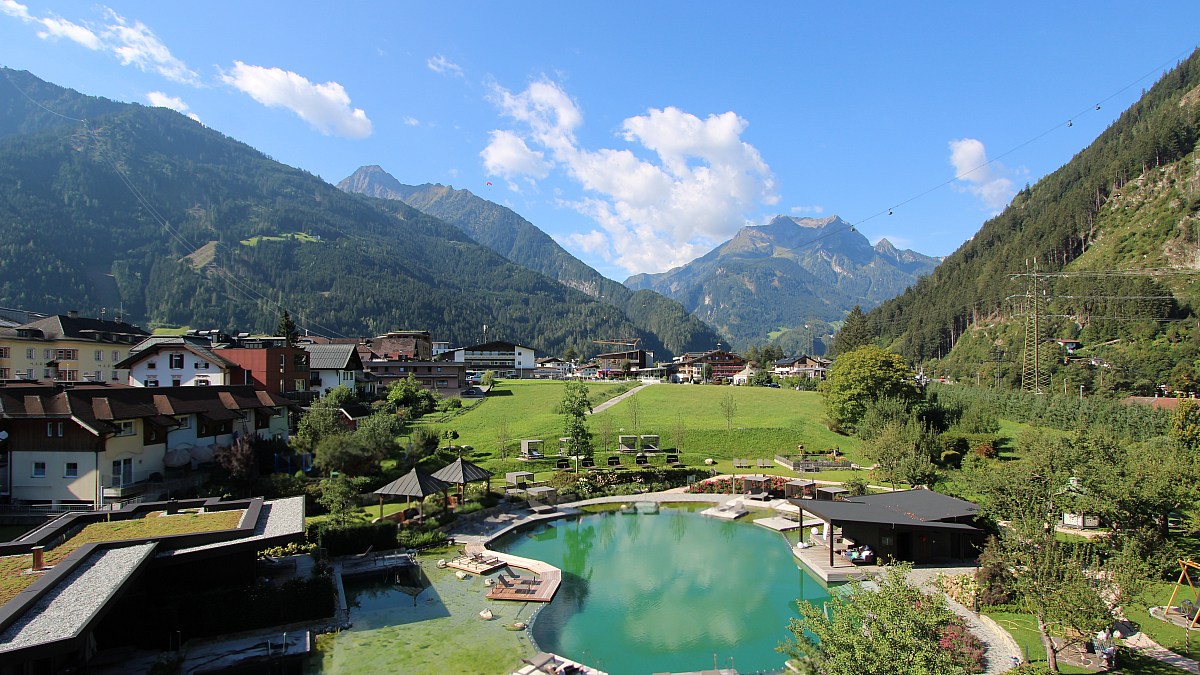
[[449, 340, 537, 379]]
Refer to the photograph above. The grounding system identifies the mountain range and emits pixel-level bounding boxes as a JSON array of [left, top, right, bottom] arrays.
[[0, 68, 708, 359], [625, 215, 941, 346], [337, 167, 723, 356]]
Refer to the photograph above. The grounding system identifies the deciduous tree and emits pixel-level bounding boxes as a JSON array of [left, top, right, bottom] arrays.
[[560, 381, 594, 457], [819, 346, 919, 431]]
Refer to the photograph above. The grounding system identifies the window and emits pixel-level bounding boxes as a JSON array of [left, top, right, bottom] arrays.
[[55, 349, 78, 360], [111, 370, 119, 381], [169, 353, 184, 369], [279, 355, 286, 369], [195, 361, 208, 369], [112, 350, 120, 362], [26, 348, 35, 360], [147, 361, 157, 369], [46, 422, 63, 437], [145, 378, 159, 387], [171, 377, 181, 386], [62, 370, 78, 381], [116, 421, 135, 436], [94, 350, 104, 361], [0, 368, 8, 379], [0, 347, 8, 358], [43, 349, 52, 360], [32, 462, 46, 478], [195, 378, 209, 386], [63, 462, 78, 478], [294, 379, 305, 391], [175, 415, 190, 428]]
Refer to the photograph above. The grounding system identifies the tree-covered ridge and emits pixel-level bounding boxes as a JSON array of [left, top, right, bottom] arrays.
[[337, 167, 725, 358], [866, 50, 1200, 369], [0, 68, 656, 353]]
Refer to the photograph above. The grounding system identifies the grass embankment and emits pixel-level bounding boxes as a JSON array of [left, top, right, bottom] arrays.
[[0, 509, 243, 606], [416, 380, 863, 478]]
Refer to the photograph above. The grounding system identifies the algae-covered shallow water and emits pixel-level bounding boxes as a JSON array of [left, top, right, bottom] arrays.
[[491, 506, 831, 675], [311, 560, 535, 674]]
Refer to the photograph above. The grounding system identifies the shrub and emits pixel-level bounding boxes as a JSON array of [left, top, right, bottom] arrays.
[[973, 441, 998, 459], [396, 528, 447, 550], [310, 521, 398, 556], [939, 450, 963, 468], [939, 618, 986, 673]]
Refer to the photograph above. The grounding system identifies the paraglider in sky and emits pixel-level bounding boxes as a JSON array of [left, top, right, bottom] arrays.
[[486, 181, 493, 186]]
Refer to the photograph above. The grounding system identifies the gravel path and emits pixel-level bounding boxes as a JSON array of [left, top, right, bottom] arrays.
[[908, 566, 1023, 674]]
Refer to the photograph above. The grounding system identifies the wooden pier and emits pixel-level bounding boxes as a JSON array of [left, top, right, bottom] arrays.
[[466, 542, 561, 603]]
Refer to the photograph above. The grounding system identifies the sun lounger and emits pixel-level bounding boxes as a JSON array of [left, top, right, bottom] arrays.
[[580, 456, 596, 469], [607, 456, 621, 467], [635, 454, 649, 466]]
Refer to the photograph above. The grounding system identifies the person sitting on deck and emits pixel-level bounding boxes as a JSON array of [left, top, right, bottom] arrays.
[[842, 545, 875, 565]]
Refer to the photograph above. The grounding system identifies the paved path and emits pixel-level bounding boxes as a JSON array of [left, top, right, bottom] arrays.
[[1125, 631, 1199, 673], [588, 381, 655, 414]]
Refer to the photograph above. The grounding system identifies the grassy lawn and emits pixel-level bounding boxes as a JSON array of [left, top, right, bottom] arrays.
[[0, 509, 243, 606], [240, 232, 322, 246], [983, 611, 1093, 674], [1124, 580, 1200, 663], [418, 381, 862, 476]]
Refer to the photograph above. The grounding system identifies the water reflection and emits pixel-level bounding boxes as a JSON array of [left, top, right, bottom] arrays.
[[493, 508, 831, 675]]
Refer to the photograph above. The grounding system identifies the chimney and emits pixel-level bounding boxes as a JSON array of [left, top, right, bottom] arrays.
[[31, 546, 44, 571], [67, 310, 79, 319]]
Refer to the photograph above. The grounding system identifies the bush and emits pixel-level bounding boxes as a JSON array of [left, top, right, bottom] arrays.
[[973, 440, 998, 459], [396, 528, 447, 550], [310, 521, 398, 556], [939, 618, 986, 673], [939, 450, 963, 468]]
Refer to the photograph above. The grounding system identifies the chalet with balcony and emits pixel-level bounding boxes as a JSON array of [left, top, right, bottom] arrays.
[[449, 340, 537, 379], [0, 382, 291, 508]]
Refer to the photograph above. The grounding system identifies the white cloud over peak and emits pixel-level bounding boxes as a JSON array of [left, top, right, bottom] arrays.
[[102, 9, 198, 84], [484, 78, 775, 274], [949, 138, 1015, 211], [1, 0, 32, 21], [37, 16, 101, 49], [427, 55, 463, 78], [221, 62, 372, 138], [146, 91, 200, 122], [481, 130, 551, 179], [791, 204, 825, 215]]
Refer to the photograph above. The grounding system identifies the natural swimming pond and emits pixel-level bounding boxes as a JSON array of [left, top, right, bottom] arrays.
[[491, 505, 831, 675]]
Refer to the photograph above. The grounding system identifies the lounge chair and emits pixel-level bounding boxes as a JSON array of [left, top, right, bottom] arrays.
[[635, 454, 649, 466], [580, 456, 596, 469], [757, 458, 771, 468], [607, 455, 621, 467], [556, 458, 570, 469]]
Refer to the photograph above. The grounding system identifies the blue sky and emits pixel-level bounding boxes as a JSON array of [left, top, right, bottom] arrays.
[[3, 2, 1198, 281]]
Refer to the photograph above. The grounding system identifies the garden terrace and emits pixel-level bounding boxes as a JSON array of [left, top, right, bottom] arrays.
[[0, 497, 305, 671]]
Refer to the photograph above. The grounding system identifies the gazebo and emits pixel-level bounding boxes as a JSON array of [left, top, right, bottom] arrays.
[[432, 457, 494, 504], [373, 468, 451, 520], [505, 471, 535, 494], [785, 479, 817, 499]]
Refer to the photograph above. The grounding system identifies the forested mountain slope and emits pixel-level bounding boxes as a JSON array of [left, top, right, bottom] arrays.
[[866, 50, 1200, 393], [0, 69, 657, 354], [338, 166, 724, 357]]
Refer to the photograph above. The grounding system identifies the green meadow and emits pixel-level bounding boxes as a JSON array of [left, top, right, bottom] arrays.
[[412, 380, 862, 476]]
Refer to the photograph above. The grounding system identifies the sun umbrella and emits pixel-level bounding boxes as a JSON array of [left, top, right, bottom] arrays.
[[163, 448, 191, 468], [432, 457, 494, 503], [373, 468, 451, 520]]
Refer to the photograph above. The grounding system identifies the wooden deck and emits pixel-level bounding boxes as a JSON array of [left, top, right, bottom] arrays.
[[444, 555, 506, 575], [791, 539, 875, 583], [466, 542, 562, 603]]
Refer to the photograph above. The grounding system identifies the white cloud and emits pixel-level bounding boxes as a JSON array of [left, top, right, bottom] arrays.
[[146, 91, 200, 122], [481, 130, 551, 179], [487, 79, 775, 274], [949, 138, 1015, 211], [791, 204, 825, 215], [16, 6, 199, 85], [37, 16, 101, 49], [102, 9, 198, 84], [1, 0, 32, 22], [402, 116, 420, 126], [427, 55, 463, 78], [221, 61, 373, 138]]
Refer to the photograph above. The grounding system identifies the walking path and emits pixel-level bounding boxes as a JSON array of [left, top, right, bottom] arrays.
[[907, 566, 1023, 674], [1124, 631, 1199, 673], [589, 381, 655, 414]]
